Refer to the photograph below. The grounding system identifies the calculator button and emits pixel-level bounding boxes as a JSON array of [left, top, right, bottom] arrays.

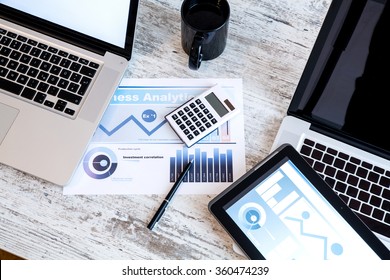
[[200, 126, 206, 132], [190, 102, 196, 108], [188, 112, 194, 117], [204, 109, 209, 114], [194, 107, 200, 113], [178, 110, 184, 116], [191, 116, 197, 122], [207, 113, 213, 119], [211, 118, 217, 124], [172, 114, 178, 120], [194, 130, 200, 136], [184, 106, 190, 112], [197, 112, 204, 118], [175, 119, 182, 125], [195, 121, 201, 127], [195, 99, 201, 104], [188, 134, 194, 140], [184, 129, 190, 135], [199, 104, 205, 109], [190, 125, 196, 131], [205, 122, 212, 128], [182, 115, 188, 121], [201, 117, 207, 123], [185, 120, 192, 126], [180, 124, 186, 130]]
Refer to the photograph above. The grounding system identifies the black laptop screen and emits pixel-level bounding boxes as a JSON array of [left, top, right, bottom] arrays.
[[290, 0, 389, 155], [1, 0, 131, 48]]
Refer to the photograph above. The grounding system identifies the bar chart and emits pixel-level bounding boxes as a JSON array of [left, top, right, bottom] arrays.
[[169, 147, 234, 183]]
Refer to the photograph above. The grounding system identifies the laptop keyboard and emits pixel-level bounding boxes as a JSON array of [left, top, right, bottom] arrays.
[[299, 138, 390, 238], [0, 27, 100, 118]]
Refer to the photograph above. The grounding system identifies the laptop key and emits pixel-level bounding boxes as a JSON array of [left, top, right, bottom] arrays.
[[6, 70, 18, 81], [0, 66, 8, 77], [33, 92, 46, 104], [17, 35, 27, 42], [0, 57, 9, 66], [358, 213, 390, 238], [7, 32, 17, 38], [58, 90, 81, 104], [383, 189, 390, 200], [78, 76, 91, 95], [0, 77, 23, 94], [48, 47, 58, 53], [0, 46, 11, 56], [54, 100, 67, 111], [383, 200, 390, 211], [17, 63, 29, 74], [7, 60, 18, 70], [30, 47, 41, 57], [64, 108, 75, 116], [349, 198, 361, 211], [21, 87, 36, 99], [16, 74, 28, 85], [80, 65, 96, 78], [44, 100, 54, 108], [0, 36, 11, 46], [373, 208, 384, 221], [20, 44, 32, 53], [10, 40, 22, 50], [27, 78, 39, 88]]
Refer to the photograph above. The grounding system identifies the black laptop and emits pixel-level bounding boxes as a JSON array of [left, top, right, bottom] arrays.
[[272, 0, 390, 249]]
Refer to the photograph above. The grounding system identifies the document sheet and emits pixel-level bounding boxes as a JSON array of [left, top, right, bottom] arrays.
[[64, 78, 246, 194]]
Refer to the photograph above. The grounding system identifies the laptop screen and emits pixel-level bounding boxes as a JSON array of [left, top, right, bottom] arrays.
[[1, 0, 131, 48], [289, 0, 389, 156]]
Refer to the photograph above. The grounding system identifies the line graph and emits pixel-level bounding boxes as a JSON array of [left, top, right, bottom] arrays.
[[284, 211, 344, 259], [98, 115, 167, 136], [91, 103, 179, 143], [285, 214, 329, 259]]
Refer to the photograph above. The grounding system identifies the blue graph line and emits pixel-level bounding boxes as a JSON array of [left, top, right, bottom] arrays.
[[284, 216, 329, 259], [98, 115, 167, 136]]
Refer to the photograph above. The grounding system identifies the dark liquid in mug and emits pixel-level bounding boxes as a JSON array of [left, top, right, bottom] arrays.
[[185, 3, 226, 30]]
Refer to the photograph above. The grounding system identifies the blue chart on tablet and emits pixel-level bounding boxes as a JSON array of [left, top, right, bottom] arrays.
[[226, 160, 380, 259]]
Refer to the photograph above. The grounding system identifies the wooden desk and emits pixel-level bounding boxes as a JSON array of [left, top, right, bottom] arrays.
[[0, 0, 331, 259]]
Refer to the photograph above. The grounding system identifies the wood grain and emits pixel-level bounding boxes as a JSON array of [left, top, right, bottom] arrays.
[[0, 0, 331, 259]]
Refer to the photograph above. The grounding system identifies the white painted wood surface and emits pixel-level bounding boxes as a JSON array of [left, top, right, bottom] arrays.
[[0, 0, 331, 259]]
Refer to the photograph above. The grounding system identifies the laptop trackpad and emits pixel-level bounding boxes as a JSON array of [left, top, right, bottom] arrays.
[[0, 102, 19, 145]]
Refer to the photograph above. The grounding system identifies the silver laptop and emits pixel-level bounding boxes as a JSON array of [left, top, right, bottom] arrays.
[[272, 0, 390, 249], [0, 0, 139, 185]]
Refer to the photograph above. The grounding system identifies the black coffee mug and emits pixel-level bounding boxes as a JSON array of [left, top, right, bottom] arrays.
[[181, 0, 230, 70]]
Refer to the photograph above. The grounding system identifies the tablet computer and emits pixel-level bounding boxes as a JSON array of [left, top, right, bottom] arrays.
[[209, 144, 390, 260]]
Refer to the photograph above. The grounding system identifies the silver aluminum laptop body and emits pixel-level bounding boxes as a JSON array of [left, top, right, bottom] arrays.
[[0, 0, 139, 185], [271, 0, 390, 249]]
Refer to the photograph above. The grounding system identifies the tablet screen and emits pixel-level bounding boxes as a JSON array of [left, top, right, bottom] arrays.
[[209, 145, 389, 259]]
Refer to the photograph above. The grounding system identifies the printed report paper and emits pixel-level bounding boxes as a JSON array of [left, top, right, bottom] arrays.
[[64, 78, 246, 195]]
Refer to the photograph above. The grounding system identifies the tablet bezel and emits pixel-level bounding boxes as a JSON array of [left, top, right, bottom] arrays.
[[208, 144, 390, 259]]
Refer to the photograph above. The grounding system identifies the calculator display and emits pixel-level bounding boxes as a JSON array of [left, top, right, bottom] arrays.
[[205, 92, 229, 117]]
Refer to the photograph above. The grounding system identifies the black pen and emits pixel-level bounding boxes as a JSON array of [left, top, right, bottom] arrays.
[[147, 159, 194, 230]]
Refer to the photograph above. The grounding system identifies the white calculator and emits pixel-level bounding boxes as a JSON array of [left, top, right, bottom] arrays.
[[165, 84, 239, 147]]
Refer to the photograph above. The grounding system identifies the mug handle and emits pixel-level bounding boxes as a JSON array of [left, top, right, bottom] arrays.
[[189, 32, 204, 70]]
